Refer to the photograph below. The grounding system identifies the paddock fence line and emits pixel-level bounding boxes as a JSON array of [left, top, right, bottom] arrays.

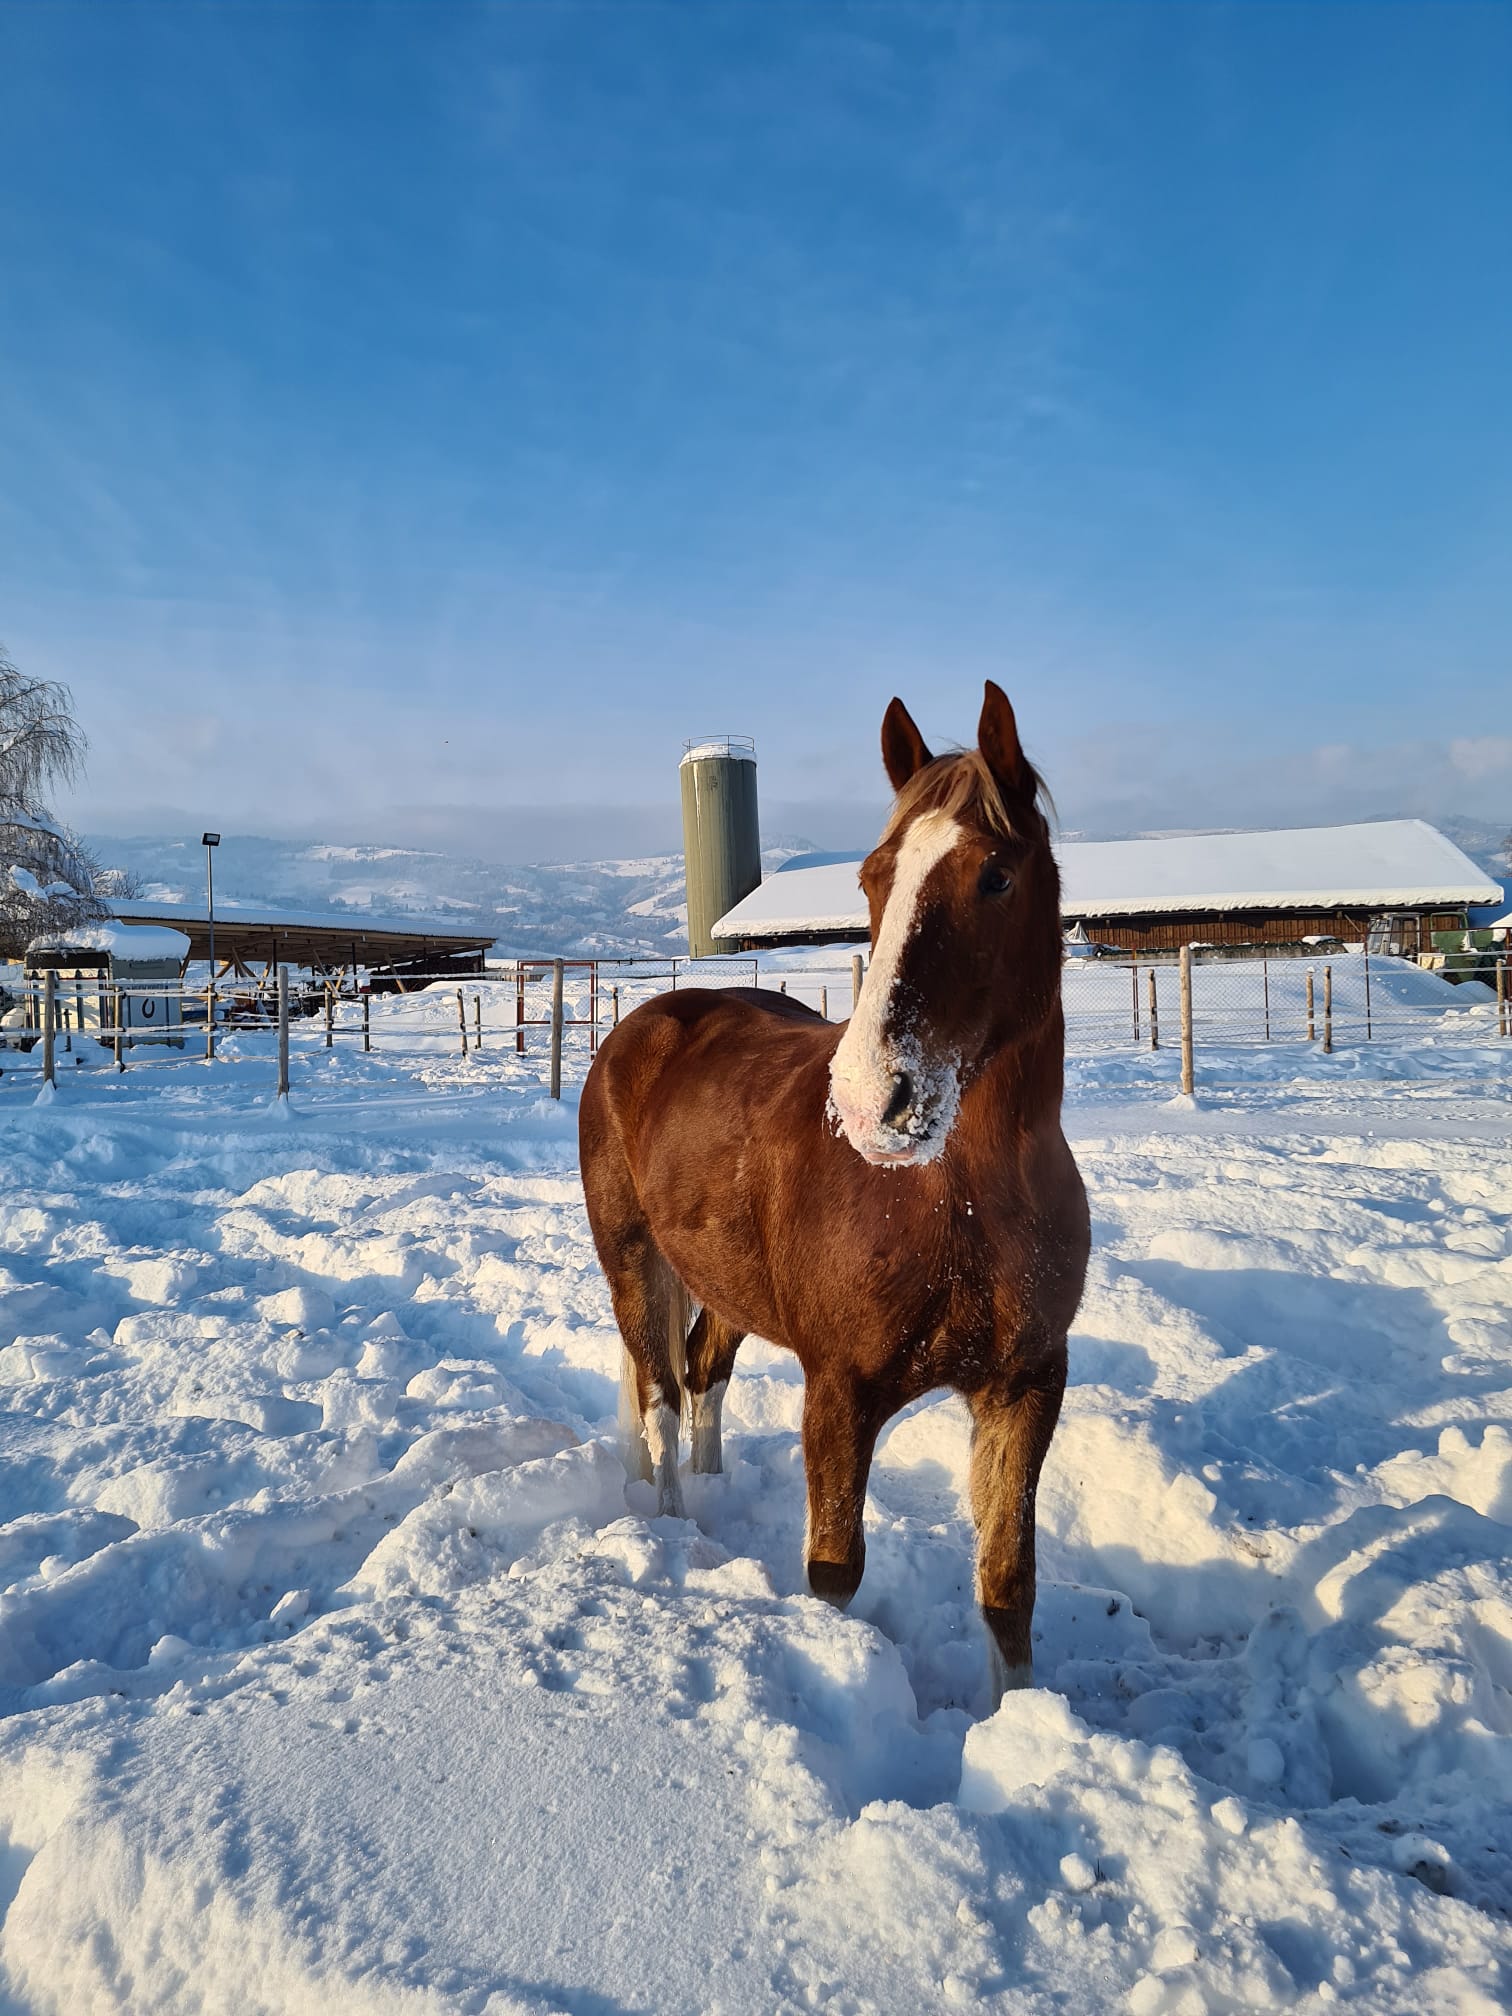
[[1062, 946, 1511, 1064], [0, 953, 870, 1097], [1, 946, 1505, 1100]]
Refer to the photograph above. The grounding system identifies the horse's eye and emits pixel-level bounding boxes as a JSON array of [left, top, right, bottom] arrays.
[[979, 862, 1013, 897]]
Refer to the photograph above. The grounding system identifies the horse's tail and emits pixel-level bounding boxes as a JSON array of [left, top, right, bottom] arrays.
[[617, 1258, 693, 1474], [666, 1270, 692, 1405]]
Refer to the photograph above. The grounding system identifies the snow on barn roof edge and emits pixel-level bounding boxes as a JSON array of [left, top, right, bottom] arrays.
[[712, 818, 1499, 940], [109, 895, 493, 942], [27, 921, 193, 962]]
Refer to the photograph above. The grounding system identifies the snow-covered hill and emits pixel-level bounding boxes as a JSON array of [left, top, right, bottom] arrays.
[[83, 833, 690, 956], [84, 815, 1507, 962], [85, 834, 805, 959]]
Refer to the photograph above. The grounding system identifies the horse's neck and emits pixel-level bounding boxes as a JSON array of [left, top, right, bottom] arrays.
[[954, 1007, 1066, 1168]]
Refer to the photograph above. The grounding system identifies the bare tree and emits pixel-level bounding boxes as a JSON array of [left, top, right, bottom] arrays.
[[95, 863, 146, 902], [0, 645, 107, 958]]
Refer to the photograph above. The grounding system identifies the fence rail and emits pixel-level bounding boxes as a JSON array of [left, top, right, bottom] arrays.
[[1062, 947, 1510, 1055], [2, 946, 1506, 1099]]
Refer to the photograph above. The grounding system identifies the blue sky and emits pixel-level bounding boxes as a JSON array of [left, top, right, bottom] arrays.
[[2, 1, 1509, 858]]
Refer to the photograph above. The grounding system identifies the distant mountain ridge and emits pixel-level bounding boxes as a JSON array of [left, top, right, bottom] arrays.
[[85, 832, 810, 959], [85, 813, 1506, 960]]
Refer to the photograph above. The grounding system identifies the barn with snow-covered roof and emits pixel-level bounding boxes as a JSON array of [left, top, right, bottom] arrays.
[[711, 819, 1499, 957]]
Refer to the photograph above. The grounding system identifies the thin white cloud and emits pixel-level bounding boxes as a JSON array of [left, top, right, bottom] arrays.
[[1449, 736, 1512, 783]]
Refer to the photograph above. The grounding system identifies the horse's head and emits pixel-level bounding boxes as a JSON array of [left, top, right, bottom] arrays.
[[828, 681, 1062, 1167]]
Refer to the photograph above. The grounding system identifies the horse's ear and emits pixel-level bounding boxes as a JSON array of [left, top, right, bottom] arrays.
[[978, 680, 1030, 796], [881, 698, 933, 793]]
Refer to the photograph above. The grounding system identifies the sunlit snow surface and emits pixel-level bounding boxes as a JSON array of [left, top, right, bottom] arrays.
[[0, 984, 1509, 2013]]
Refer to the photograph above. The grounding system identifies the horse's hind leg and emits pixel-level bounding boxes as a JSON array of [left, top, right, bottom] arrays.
[[604, 1243, 689, 1517], [685, 1308, 743, 1475], [610, 1247, 689, 1518], [582, 1142, 691, 1515], [969, 1347, 1067, 1707]]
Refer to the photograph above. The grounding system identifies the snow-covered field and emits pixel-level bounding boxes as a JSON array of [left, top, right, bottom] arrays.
[[0, 987, 1509, 2013]]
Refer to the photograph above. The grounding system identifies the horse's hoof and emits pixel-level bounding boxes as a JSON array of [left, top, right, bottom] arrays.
[[806, 1558, 862, 1608], [985, 1643, 1035, 1711]]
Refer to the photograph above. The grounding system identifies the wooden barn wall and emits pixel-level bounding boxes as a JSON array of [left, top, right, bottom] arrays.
[[729, 908, 1469, 957], [1073, 909, 1466, 953]]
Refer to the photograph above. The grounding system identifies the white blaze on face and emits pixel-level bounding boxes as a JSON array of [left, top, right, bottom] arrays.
[[828, 808, 964, 1165]]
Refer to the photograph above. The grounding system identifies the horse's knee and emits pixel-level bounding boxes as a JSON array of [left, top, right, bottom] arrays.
[[807, 1552, 864, 1608]]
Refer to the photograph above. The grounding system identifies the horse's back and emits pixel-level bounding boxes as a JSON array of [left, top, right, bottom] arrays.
[[581, 986, 830, 1156], [588, 984, 826, 1096], [615, 984, 827, 1041]]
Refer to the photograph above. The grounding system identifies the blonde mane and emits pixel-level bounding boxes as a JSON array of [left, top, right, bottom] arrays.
[[881, 747, 1050, 847]]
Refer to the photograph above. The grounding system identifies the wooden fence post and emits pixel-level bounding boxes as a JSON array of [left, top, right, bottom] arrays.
[[549, 958, 564, 1099], [42, 969, 56, 1089], [516, 965, 526, 1055], [474, 993, 482, 1050], [1306, 968, 1315, 1042], [1323, 965, 1333, 1054], [612, 985, 620, 1027], [1147, 968, 1159, 1050], [113, 985, 125, 1071], [206, 982, 217, 1062], [1179, 943, 1194, 1097], [851, 954, 863, 1012], [362, 990, 371, 1053], [456, 987, 468, 1057], [277, 965, 290, 1098], [324, 985, 334, 1050]]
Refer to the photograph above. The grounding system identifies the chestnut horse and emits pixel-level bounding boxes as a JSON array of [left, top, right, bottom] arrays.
[[579, 684, 1088, 1703]]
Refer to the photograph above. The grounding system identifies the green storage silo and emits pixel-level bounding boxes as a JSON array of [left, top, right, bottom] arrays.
[[680, 736, 761, 958]]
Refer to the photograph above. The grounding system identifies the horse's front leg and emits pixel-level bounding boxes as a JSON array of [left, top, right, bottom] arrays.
[[801, 1370, 881, 1607], [968, 1345, 1067, 1707]]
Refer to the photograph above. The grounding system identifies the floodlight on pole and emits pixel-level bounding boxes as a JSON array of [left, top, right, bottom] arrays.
[[202, 833, 221, 1023]]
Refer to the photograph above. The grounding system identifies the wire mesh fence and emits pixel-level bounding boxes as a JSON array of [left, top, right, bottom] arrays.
[[1, 945, 1505, 1101], [1062, 948, 1510, 1056], [0, 954, 873, 1095]]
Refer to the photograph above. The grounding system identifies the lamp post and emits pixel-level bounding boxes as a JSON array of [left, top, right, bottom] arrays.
[[202, 833, 220, 1022]]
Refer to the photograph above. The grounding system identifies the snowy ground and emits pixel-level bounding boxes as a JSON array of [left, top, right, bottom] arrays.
[[0, 987, 1509, 2013]]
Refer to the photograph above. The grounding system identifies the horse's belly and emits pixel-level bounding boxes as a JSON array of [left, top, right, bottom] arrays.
[[656, 1216, 789, 1347], [658, 1207, 934, 1375]]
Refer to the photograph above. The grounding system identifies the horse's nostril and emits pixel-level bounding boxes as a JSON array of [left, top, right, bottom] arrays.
[[882, 1071, 914, 1127]]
